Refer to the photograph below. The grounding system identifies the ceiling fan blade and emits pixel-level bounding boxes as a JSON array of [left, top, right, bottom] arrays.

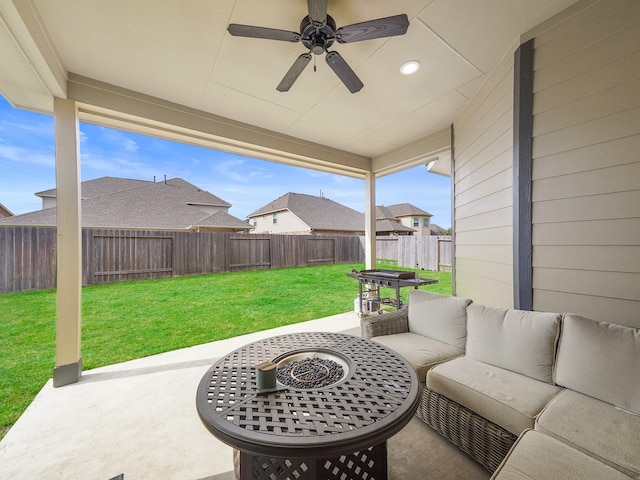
[[308, 0, 328, 25], [228, 24, 300, 42], [277, 53, 312, 92], [325, 51, 363, 94], [336, 14, 409, 43]]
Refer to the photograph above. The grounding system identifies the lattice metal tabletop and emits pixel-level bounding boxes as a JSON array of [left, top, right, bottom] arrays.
[[196, 332, 420, 480]]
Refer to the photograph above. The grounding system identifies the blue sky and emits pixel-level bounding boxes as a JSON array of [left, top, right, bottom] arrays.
[[0, 95, 451, 228]]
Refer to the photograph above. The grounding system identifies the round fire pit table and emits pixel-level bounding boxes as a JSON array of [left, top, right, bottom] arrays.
[[196, 332, 419, 480]]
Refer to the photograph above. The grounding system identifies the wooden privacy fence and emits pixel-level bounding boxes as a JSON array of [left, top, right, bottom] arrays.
[[0, 226, 363, 293], [0, 225, 57, 293], [0, 226, 450, 293], [373, 235, 452, 271]]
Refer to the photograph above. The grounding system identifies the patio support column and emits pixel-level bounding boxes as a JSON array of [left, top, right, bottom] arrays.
[[52, 97, 83, 387], [364, 171, 376, 269]]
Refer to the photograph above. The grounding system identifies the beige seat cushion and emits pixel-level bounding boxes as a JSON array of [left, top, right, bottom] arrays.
[[373, 332, 463, 382], [407, 290, 471, 350], [427, 356, 562, 435], [491, 430, 632, 480], [536, 389, 640, 478], [554, 313, 640, 414], [466, 304, 561, 383]]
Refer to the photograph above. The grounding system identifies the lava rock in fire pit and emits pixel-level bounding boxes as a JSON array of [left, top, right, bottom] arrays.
[[277, 357, 344, 389]]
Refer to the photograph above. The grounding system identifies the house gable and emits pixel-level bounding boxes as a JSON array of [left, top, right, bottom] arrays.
[[250, 209, 311, 234], [248, 192, 364, 235], [0, 203, 13, 218], [378, 203, 433, 235]]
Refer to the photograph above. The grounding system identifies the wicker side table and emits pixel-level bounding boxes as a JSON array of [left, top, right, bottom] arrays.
[[196, 332, 419, 480]]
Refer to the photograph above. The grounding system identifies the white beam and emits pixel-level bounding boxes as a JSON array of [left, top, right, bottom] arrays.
[[52, 97, 82, 387], [372, 128, 451, 177], [67, 73, 372, 178], [0, 0, 67, 112], [364, 172, 376, 269]]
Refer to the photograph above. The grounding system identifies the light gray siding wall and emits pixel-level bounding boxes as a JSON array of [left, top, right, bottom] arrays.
[[250, 211, 310, 234], [529, 0, 640, 327], [398, 215, 430, 235], [453, 44, 516, 308]]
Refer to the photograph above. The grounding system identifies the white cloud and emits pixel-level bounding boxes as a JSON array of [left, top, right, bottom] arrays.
[[0, 117, 53, 139], [0, 188, 42, 214], [96, 127, 140, 153], [213, 154, 275, 184], [0, 144, 55, 167], [81, 152, 158, 180], [123, 137, 139, 152], [213, 158, 255, 183], [330, 174, 353, 184], [247, 168, 273, 179], [305, 170, 329, 178], [0, 169, 55, 214]]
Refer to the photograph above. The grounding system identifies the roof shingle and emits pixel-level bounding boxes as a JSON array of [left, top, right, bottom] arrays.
[[1, 177, 247, 231], [386, 203, 432, 217], [248, 192, 364, 232]]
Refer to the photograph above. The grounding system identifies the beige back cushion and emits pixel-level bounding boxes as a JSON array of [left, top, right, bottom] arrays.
[[466, 304, 561, 383], [407, 290, 471, 350], [555, 314, 640, 414]]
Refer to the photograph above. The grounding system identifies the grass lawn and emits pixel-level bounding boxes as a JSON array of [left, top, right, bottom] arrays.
[[0, 262, 451, 440]]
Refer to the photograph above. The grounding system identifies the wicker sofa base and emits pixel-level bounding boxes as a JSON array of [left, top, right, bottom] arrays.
[[418, 387, 517, 473]]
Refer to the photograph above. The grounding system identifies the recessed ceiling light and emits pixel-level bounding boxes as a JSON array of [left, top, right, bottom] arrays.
[[400, 60, 420, 75]]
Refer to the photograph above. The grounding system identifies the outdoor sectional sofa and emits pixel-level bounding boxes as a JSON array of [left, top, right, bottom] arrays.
[[361, 290, 640, 479]]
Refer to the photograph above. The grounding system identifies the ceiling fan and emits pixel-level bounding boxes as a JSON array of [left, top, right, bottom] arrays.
[[227, 0, 409, 93]]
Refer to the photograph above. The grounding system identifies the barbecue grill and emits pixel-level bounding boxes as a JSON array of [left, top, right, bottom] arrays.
[[348, 269, 437, 315]]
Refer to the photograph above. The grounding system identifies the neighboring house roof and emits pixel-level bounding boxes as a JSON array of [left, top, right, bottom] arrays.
[[374, 206, 416, 234], [194, 211, 251, 229], [375, 206, 397, 220], [0, 203, 13, 218], [376, 219, 415, 235], [36, 177, 149, 200], [248, 192, 364, 233], [0, 177, 248, 231], [36, 176, 231, 208], [184, 188, 231, 208], [248, 194, 432, 235], [386, 203, 433, 217], [430, 223, 448, 235]]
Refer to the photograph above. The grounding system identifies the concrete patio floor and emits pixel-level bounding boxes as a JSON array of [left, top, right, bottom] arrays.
[[0, 311, 488, 480]]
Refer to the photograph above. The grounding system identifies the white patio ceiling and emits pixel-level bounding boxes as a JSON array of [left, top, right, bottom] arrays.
[[0, 0, 578, 178]]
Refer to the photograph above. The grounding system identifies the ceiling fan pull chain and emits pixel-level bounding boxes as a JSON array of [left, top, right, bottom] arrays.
[[314, 55, 317, 72]]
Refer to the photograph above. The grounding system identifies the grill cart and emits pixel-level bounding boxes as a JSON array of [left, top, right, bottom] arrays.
[[347, 269, 437, 316]]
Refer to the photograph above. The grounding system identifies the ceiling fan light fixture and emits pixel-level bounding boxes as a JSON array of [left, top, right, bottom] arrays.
[[400, 60, 420, 75]]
